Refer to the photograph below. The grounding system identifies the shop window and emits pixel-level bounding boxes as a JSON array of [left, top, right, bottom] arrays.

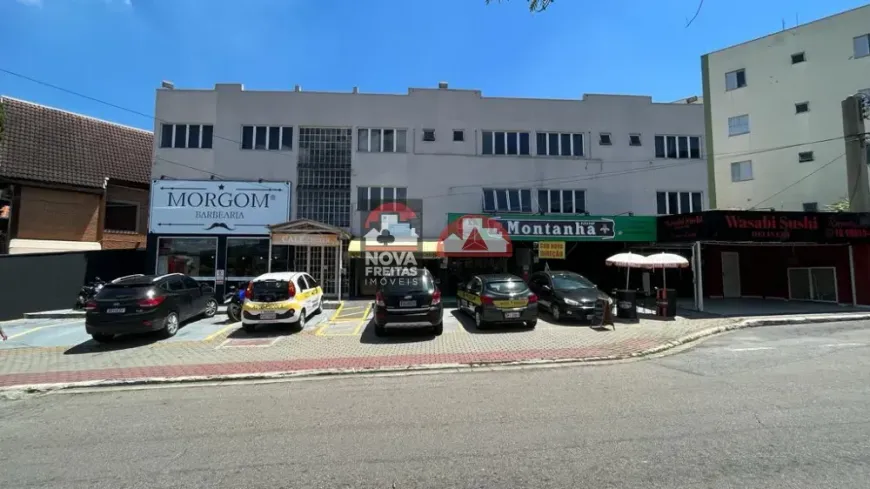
[[104, 201, 138, 232], [482, 188, 532, 213], [156, 237, 217, 278], [656, 191, 703, 215], [226, 238, 270, 280], [788, 267, 837, 302]]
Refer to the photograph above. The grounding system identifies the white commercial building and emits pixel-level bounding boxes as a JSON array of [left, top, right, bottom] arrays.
[[149, 82, 706, 297], [702, 4, 870, 211]]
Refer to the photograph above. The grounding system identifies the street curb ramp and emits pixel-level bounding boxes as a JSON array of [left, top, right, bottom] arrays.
[[3, 312, 870, 396]]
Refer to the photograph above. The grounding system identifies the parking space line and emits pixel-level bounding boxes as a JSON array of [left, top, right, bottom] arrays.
[[328, 301, 346, 321], [204, 322, 240, 342], [351, 304, 372, 335], [6, 321, 83, 340]]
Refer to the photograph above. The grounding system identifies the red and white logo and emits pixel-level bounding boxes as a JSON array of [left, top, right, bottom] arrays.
[[437, 215, 512, 258], [361, 202, 421, 252]]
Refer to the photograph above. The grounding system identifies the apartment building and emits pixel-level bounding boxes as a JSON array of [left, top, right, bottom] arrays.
[[702, 4, 870, 211], [0, 97, 152, 254], [149, 82, 706, 296]]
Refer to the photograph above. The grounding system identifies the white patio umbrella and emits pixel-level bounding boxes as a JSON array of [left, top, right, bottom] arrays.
[[605, 252, 647, 289], [643, 252, 690, 291]]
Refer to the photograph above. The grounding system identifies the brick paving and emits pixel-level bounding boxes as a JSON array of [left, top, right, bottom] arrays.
[[0, 310, 740, 389]]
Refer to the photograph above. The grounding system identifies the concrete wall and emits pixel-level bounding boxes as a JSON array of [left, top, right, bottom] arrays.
[[703, 4, 870, 211], [153, 83, 707, 238]]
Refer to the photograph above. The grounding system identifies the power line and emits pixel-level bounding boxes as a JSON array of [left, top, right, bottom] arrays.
[[749, 152, 846, 209], [1, 66, 858, 196]]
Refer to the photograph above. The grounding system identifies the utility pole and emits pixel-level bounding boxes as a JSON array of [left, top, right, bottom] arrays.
[[842, 95, 870, 212]]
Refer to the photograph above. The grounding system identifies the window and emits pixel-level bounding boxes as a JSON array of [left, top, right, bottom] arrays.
[[791, 52, 806, 64], [422, 129, 436, 142], [159, 124, 214, 149], [358, 128, 407, 153], [535, 132, 584, 157], [181, 276, 199, 290], [799, 151, 815, 163], [795, 102, 809, 114], [104, 201, 138, 232], [730, 161, 753, 182], [654, 135, 701, 159], [725, 69, 747, 90], [656, 191, 703, 215], [240, 125, 292, 151], [854, 34, 870, 59], [537, 189, 586, 214], [728, 114, 750, 136], [803, 202, 819, 212], [482, 188, 532, 213], [453, 130, 464, 142], [357, 186, 407, 212], [598, 133, 612, 146], [156, 237, 217, 278], [226, 238, 270, 280], [481, 131, 531, 155], [629, 134, 642, 146]]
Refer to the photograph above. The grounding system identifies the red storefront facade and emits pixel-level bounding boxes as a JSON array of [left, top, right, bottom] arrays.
[[658, 211, 870, 307]]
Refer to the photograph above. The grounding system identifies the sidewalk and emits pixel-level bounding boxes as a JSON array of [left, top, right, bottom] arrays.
[[2, 307, 868, 390]]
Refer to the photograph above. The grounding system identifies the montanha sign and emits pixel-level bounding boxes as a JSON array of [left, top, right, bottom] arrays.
[[446, 214, 657, 242], [149, 180, 291, 235]]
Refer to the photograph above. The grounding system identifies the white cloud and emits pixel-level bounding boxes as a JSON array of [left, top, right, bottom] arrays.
[[16, 0, 43, 7]]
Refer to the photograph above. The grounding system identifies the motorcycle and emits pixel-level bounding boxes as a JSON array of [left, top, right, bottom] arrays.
[[74, 277, 107, 309], [223, 285, 245, 323]]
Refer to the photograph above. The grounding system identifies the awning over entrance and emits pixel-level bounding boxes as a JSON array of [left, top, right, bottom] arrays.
[[267, 219, 351, 298], [348, 239, 441, 258]]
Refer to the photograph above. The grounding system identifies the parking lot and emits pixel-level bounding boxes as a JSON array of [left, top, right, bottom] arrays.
[[0, 300, 585, 352]]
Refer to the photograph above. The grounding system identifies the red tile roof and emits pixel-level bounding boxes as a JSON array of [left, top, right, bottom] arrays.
[[0, 97, 153, 189]]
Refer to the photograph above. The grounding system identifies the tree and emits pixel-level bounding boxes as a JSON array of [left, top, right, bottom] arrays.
[[486, 0, 554, 12], [826, 198, 850, 212]]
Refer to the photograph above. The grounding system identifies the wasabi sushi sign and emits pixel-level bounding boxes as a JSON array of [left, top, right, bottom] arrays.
[[446, 213, 657, 242]]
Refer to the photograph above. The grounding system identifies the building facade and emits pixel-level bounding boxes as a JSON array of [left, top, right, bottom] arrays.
[[702, 4, 870, 212], [150, 82, 707, 297], [0, 97, 152, 254]]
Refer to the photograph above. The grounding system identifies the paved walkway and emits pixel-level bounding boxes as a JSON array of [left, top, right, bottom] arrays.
[[0, 302, 755, 388]]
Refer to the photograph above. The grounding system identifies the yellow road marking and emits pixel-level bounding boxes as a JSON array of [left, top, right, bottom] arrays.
[[352, 303, 373, 335], [6, 320, 83, 340], [204, 322, 240, 342], [328, 301, 346, 321]]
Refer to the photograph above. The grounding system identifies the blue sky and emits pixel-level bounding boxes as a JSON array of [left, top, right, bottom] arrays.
[[1, 0, 868, 130]]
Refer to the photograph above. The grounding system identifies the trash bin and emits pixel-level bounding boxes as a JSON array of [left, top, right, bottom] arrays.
[[655, 288, 677, 318], [614, 289, 637, 320]]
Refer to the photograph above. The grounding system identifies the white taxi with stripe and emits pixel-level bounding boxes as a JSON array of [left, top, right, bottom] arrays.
[[241, 272, 323, 333]]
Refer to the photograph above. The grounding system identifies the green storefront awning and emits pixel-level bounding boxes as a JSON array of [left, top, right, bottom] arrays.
[[446, 213, 657, 242]]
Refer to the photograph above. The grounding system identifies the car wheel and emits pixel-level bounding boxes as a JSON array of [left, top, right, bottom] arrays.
[[91, 333, 114, 343], [314, 299, 323, 315], [160, 312, 180, 338], [227, 303, 242, 323], [432, 322, 443, 336], [551, 306, 561, 322], [526, 320, 537, 329], [374, 323, 387, 337], [242, 322, 256, 334], [296, 309, 307, 331], [475, 310, 486, 330], [203, 298, 218, 318]]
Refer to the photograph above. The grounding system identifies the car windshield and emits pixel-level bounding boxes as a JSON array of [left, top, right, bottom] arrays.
[[551, 273, 596, 291], [380, 272, 434, 294], [485, 280, 529, 294]]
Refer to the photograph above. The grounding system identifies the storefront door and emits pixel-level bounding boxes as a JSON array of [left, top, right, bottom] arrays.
[[721, 251, 742, 298]]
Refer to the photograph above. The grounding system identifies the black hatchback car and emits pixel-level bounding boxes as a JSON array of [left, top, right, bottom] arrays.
[[457, 274, 538, 329], [85, 273, 218, 342], [373, 268, 444, 337], [528, 271, 612, 323]]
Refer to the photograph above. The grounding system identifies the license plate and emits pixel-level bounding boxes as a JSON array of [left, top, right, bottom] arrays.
[[504, 312, 520, 319], [260, 311, 276, 320], [106, 308, 125, 314], [399, 300, 416, 307]]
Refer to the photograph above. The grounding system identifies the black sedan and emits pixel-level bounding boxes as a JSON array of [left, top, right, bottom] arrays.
[[85, 273, 218, 342], [528, 271, 611, 323], [373, 268, 444, 337], [457, 274, 538, 329]]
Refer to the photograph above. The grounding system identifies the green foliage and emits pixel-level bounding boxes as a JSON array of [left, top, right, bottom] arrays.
[[486, 0, 554, 12], [825, 198, 851, 212]]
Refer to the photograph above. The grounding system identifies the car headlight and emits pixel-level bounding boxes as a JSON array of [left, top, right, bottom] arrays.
[[563, 298, 580, 306]]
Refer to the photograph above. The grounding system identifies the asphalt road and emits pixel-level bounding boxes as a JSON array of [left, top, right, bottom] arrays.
[[3, 320, 870, 489]]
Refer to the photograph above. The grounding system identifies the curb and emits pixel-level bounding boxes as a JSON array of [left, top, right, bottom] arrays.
[[3, 313, 870, 395], [23, 311, 86, 320]]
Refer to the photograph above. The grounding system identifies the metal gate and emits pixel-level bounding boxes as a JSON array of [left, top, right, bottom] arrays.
[[293, 246, 341, 297]]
